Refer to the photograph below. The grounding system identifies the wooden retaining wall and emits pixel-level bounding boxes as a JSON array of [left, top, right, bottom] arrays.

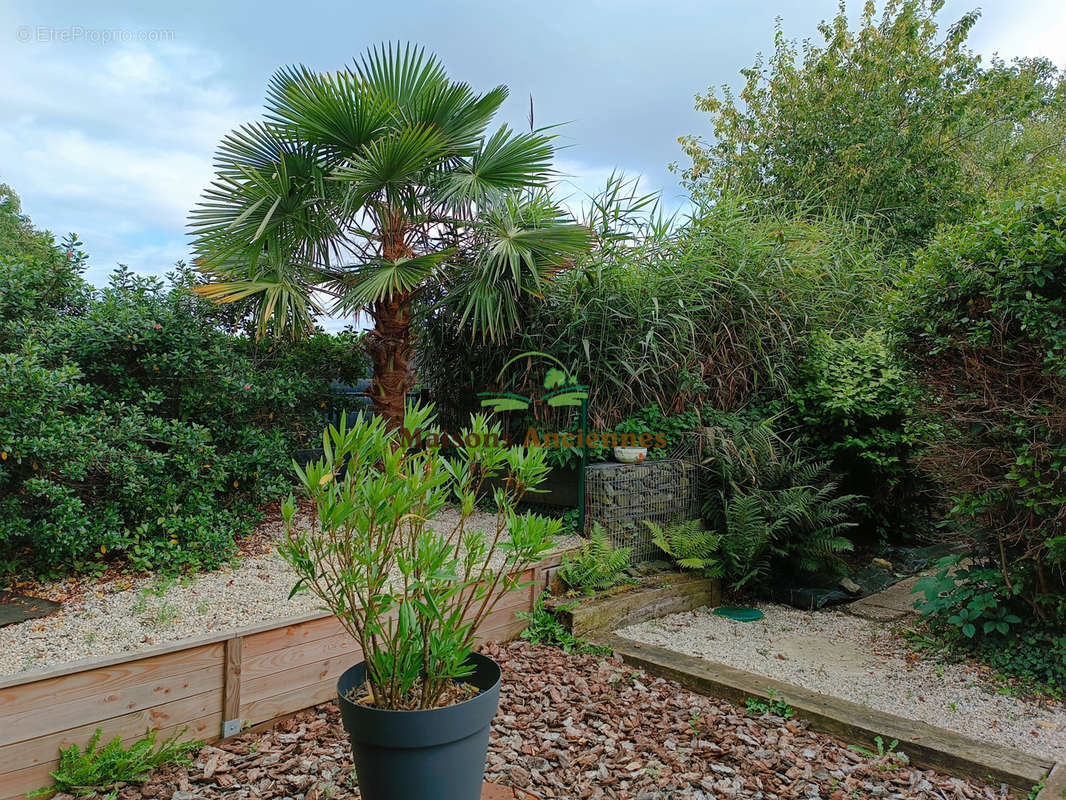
[[0, 556, 564, 800]]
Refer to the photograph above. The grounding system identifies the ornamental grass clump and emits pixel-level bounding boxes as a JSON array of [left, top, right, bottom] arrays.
[[280, 403, 560, 711]]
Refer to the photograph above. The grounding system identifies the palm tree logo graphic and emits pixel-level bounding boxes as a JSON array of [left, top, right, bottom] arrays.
[[477, 351, 588, 412]]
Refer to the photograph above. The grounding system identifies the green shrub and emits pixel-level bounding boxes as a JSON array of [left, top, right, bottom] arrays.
[[677, 2, 1066, 246], [30, 727, 202, 799], [789, 329, 933, 537], [558, 523, 632, 594], [893, 167, 1066, 630], [0, 191, 366, 576], [700, 414, 860, 588], [280, 407, 561, 710], [914, 558, 1066, 690]]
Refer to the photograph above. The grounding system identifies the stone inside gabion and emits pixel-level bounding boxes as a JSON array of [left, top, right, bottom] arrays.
[[584, 459, 699, 563]]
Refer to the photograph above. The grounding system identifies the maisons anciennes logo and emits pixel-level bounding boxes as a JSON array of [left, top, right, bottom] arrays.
[[475, 352, 668, 451], [401, 352, 666, 450], [477, 352, 589, 412]]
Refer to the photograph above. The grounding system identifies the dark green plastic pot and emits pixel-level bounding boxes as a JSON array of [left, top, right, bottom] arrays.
[[336, 653, 501, 800]]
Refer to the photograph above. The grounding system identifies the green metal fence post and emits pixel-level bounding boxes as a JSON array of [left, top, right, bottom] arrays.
[[578, 397, 588, 535]]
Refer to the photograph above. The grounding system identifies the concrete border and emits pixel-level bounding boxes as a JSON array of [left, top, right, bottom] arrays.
[[597, 634, 1053, 797]]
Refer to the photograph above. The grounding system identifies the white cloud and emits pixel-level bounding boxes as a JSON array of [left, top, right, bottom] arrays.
[[962, 0, 1066, 64], [0, 36, 258, 279]]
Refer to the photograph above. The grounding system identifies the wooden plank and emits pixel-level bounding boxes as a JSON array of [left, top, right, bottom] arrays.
[[242, 631, 362, 683], [478, 616, 527, 644], [0, 614, 329, 691], [241, 615, 349, 660], [0, 663, 222, 747], [0, 551, 567, 694], [222, 637, 243, 736], [0, 711, 221, 800], [552, 574, 720, 638], [1037, 762, 1066, 800], [602, 634, 1052, 796], [240, 677, 337, 729], [0, 761, 58, 800], [0, 688, 222, 776], [241, 651, 358, 707], [0, 642, 223, 720]]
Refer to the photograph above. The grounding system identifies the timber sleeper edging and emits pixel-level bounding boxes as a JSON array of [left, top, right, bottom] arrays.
[[596, 633, 1053, 798]]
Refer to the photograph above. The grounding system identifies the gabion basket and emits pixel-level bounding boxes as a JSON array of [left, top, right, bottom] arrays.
[[584, 458, 700, 564]]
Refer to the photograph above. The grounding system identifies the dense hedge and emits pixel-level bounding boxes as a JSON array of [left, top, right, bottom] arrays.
[[894, 168, 1066, 681], [0, 188, 365, 575], [418, 196, 892, 430]]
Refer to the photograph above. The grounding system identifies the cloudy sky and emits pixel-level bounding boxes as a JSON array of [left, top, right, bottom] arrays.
[[2, 0, 1064, 286]]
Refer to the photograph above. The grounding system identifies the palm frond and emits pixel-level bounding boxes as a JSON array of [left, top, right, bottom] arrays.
[[439, 126, 556, 205], [331, 124, 448, 209], [265, 64, 391, 152], [331, 250, 453, 313], [192, 276, 322, 339], [189, 122, 343, 275]]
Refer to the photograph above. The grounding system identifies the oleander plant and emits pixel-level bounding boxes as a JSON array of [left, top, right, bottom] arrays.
[[280, 403, 561, 710]]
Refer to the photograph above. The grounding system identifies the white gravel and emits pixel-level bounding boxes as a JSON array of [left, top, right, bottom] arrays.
[[0, 509, 578, 677], [618, 603, 1066, 762]]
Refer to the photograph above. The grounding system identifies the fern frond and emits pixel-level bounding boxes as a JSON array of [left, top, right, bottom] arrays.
[[558, 523, 631, 594]]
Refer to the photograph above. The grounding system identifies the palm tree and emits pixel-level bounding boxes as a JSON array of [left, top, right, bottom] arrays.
[[189, 43, 589, 428]]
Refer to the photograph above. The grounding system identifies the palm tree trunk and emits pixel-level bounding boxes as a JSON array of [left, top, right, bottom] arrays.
[[365, 293, 413, 430]]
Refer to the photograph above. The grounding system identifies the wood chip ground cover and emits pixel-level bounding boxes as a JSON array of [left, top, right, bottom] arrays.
[[86, 642, 1018, 800]]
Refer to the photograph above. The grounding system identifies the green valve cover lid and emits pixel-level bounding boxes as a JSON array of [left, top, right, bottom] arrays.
[[713, 606, 764, 622]]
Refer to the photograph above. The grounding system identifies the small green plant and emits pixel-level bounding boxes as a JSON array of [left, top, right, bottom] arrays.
[[745, 688, 794, 718], [646, 518, 722, 577], [142, 577, 176, 598], [148, 602, 181, 629], [557, 523, 631, 594], [559, 507, 581, 534], [517, 594, 608, 655], [30, 727, 202, 799], [848, 736, 909, 770]]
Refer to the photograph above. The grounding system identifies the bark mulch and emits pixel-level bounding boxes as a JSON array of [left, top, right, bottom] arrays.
[[84, 641, 1015, 800]]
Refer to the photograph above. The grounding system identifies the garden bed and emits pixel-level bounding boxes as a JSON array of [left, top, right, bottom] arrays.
[[0, 509, 580, 677], [0, 554, 569, 800], [617, 604, 1065, 763], [100, 641, 1018, 799]]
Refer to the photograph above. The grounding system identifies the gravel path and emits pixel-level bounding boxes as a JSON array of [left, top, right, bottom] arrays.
[[618, 604, 1066, 762], [0, 510, 579, 677], [116, 641, 1015, 800]]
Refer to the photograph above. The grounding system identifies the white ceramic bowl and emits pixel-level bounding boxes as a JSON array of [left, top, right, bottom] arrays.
[[613, 446, 648, 463]]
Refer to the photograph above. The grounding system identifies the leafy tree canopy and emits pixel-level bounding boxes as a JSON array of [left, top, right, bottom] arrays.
[[677, 0, 1066, 247]]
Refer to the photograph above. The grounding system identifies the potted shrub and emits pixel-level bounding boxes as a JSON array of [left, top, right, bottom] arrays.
[[280, 404, 560, 800]]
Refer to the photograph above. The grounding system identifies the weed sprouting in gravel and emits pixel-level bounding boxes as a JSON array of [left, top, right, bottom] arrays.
[[745, 688, 795, 718], [848, 736, 909, 771]]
